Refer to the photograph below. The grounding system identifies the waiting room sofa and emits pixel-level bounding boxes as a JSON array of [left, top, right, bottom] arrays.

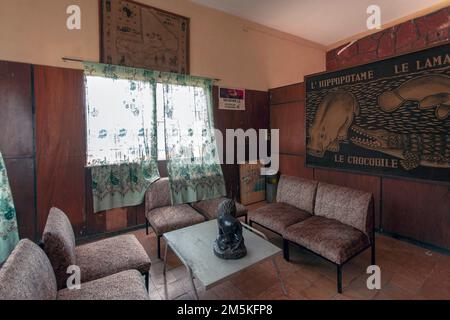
[[249, 175, 375, 293], [0, 239, 149, 300], [145, 178, 206, 259], [191, 196, 248, 222], [42, 207, 151, 290], [145, 178, 248, 259]]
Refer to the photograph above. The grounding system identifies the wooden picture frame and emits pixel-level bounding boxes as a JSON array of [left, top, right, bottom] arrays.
[[305, 42, 450, 184], [99, 0, 190, 74]]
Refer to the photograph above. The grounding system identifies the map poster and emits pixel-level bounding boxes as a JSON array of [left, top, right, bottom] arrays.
[[305, 43, 450, 183], [100, 0, 189, 73], [219, 87, 246, 110]]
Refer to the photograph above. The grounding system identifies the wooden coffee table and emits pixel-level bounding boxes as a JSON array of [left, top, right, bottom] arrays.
[[162, 219, 286, 300]]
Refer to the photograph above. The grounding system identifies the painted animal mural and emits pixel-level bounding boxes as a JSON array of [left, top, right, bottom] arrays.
[[307, 91, 359, 157], [378, 75, 450, 120], [307, 81, 450, 170]]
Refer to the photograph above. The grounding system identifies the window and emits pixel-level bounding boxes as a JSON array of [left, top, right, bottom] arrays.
[[85, 76, 156, 166], [85, 77, 210, 165]]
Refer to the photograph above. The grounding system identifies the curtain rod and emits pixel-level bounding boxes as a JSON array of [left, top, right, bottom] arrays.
[[62, 57, 221, 81]]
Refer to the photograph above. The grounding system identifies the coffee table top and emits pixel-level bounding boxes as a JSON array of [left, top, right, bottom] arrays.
[[163, 220, 282, 289]]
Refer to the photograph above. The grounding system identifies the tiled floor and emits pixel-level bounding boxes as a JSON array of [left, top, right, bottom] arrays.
[[132, 204, 450, 300]]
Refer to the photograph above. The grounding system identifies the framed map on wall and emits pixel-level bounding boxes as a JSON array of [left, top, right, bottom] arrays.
[[100, 0, 189, 73], [305, 43, 450, 184]]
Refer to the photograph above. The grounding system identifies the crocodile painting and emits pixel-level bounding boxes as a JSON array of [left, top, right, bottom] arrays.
[[350, 125, 450, 170], [378, 75, 450, 120], [307, 91, 359, 157]]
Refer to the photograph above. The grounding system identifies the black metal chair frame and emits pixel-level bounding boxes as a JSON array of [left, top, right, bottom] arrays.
[[249, 196, 376, 294]]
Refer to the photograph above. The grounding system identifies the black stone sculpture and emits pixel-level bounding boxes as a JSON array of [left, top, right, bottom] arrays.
[[213, 199, 247, 260]]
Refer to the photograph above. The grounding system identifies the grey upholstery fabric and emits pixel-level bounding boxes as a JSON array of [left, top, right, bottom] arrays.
[[42, 207, 77, 289], [146, 204, 205, 235], [0, 239, 57, 300], [276, 175, 318, 214], [314, 183, 373, 237], [145, 178, 171, 212], [75, 234, 151, 283], [57, 270, 149, 300], [284, 216, 370, 264], [250, 202, 311, 235], [191, 197, 248, 220]]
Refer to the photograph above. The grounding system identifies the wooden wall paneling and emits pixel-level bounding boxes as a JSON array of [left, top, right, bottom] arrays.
[[212, 87, 269, 200], [34, 66, 87, 237], [313, 169, 382, 228], [270, 101, 305, 155], [382, 178, 450, 249], [4, 158, 36, 240], [269, 83, 305, 105], [0, 61, 33, 158], [279, 154, 314, 180], [136, 204, 146, 226], [0, 61, 36, 240], [105, 207, 133, 232]]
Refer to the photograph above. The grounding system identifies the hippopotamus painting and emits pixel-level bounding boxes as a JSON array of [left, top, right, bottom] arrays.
[[307, 91, 359, 157], [378, 75, 450, 120]]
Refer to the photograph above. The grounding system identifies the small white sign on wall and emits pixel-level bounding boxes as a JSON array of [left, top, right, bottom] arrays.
[[218, 87, 246, 111]]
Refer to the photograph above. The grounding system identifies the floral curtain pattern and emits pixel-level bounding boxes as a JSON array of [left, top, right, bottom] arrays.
[[84, 62, 226, 209], [0, 151, 19, 264], [84, 62, 160, 212], [162, 79, 226, 204]]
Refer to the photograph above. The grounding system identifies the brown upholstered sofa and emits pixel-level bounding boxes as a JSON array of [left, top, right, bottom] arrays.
[[42, 208, 151, 290], [0, 239, 149, 300], [145, 178, 248, 259], [191, 196, 248, 222], [145, 178, 206, 259], [249, 175, 375, 293]]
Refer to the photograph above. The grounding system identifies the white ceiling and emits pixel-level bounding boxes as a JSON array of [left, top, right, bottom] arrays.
[[190, 0, 445, 46]]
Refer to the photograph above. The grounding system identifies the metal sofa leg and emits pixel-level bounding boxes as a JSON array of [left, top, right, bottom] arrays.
[[249, 220, 253, 227], [157, 235, 161, 260], [144, 271, 150, 291], [283, 239, 290, 261], [244, 214, 248, 224], [146, 219, 149, 235], [337, 265, 342, 294]]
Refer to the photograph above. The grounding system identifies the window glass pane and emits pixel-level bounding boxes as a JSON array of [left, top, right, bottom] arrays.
[[156, 84, 166, 161], [85, 76, 154, 166]]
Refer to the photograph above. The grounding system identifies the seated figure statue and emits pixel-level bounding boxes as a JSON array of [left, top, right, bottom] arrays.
[[213, 199, 247, 260]]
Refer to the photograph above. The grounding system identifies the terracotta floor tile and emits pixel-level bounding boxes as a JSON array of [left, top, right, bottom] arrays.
[[372, 283, 415, 300], [256, 283, 307, 300], [133, 229, 450, 300], [299, 276, 337, 300], [284, 270, 313, 293]]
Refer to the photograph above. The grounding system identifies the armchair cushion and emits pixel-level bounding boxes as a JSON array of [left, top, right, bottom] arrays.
[[191, 197, 248, 220], [75, 234, 151, 283], [146, 204, 205, 235], [42, 207, 77, 289], [0, 239, 57, 300], [314, 183, 373, 237], [284, 216, 370, 264], [57, 270, 149, 300], [249, 202, 311, 235], [276, 175, 318, 214]]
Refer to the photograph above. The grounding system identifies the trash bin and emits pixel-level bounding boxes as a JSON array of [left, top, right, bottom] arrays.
[[265, 171, 279, 203]]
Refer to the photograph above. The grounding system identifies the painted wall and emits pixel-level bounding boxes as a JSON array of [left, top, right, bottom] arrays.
[[0, 0, 326, 91]]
